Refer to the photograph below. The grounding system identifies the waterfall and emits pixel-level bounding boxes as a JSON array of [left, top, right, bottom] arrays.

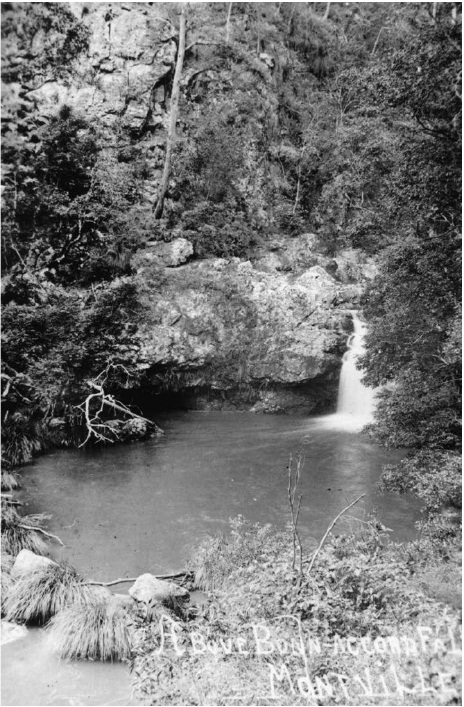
[[320, 311, 377, 431]]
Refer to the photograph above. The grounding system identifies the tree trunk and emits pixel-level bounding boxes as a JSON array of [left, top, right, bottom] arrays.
[[225, 2, 233, 43], [153, 6, 186, 219], [323, 2, 331, 21]]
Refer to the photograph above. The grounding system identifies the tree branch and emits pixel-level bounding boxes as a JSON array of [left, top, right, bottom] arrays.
[[306, 494, 366, 576], [85, 570, 190, 587], [18, 524, 65, 546]]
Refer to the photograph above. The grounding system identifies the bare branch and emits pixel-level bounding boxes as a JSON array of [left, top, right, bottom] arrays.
[[306, 494, 365, 576], [287, 453, 304, 580], [85, 570, 190, 587], [18, 524, 65, 546]]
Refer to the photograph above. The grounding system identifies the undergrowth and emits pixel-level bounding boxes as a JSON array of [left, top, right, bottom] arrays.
[[132, 516, 462, 706]]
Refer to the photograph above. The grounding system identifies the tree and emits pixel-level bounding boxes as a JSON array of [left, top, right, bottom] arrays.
[[154, 5, 186, 219]]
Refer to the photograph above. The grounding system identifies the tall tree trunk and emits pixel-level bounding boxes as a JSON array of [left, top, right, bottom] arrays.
[[153, 6, 186, 219], [225, 2, 233, 43], [323, 2, 331, 21]]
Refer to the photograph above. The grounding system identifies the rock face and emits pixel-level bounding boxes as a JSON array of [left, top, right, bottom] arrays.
[[131, 237, 364, 413], [2, 3, 178, 200], [15, 4, 176, 134]]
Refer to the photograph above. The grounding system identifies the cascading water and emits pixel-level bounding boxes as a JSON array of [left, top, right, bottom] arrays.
[[321, 311, 377, 431]]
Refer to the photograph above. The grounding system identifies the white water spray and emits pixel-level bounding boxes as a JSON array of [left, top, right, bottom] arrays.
[[320, 311, 377, 431]]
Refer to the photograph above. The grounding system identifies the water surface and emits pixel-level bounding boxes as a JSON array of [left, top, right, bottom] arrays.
[[19, 411, 421, 579]]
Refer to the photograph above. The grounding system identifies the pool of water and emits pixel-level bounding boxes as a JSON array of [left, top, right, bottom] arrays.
[[3, 411, 422, 705], [19, 411, 421, 577]]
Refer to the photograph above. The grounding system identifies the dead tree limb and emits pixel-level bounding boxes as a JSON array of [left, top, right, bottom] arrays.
[[77, 366, 163, 446], [85, 570, 190, 587], [306, 494, 365, 576], [87, 382, 162, 432], [18, 524, 65, 546]]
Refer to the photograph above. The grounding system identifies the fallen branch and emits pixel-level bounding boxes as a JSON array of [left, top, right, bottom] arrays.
[[18, 524, 65, 546], [77, 367, 163, 447], [85, 570, 190, 587], [306, 494, 365, 576], [87, 382, 162, 432]]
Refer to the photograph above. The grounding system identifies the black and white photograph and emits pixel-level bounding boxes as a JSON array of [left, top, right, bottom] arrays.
[[1, 1, 461, 705]]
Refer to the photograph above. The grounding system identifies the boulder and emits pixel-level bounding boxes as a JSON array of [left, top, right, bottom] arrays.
[[11, 549, 58, 578], [129, 574, 189, 605], [146, 238, 194, 267], [121, 417, 149, 440]]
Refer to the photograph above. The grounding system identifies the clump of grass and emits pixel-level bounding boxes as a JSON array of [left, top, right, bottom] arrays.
[[1, 503, 51, 556], [5, 562, 111, 624], [1, 470, 20, 491], [1, 554, 14, 615], [46, 595, 131, 661]]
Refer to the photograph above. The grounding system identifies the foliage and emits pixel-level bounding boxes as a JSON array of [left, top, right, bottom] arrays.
[[380, 450, 462, 542], [132, 515, 462, 705], [355, 9, 462, 450], [360, 230, 461, 449], [1, 277, 144, 466]]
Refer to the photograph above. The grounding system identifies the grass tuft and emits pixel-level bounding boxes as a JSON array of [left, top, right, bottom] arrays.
[[46, 595, 131, 661], [1, 554, 14, 615], [5, 562, 111, 624], [1, 505, 50, 556], [1, 471, 21, 491]]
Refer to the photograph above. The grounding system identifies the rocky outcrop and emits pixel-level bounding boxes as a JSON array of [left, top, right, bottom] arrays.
[[12, 3, 176, 134], [2, 3, 178, 201], [130, 236, 365, 413]]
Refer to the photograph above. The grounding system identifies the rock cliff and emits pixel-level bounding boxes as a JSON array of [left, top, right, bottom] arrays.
[[129, 235, 369, 414]]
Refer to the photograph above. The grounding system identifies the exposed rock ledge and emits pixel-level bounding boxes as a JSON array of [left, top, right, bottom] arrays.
[[131, 239, 369, 414]]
